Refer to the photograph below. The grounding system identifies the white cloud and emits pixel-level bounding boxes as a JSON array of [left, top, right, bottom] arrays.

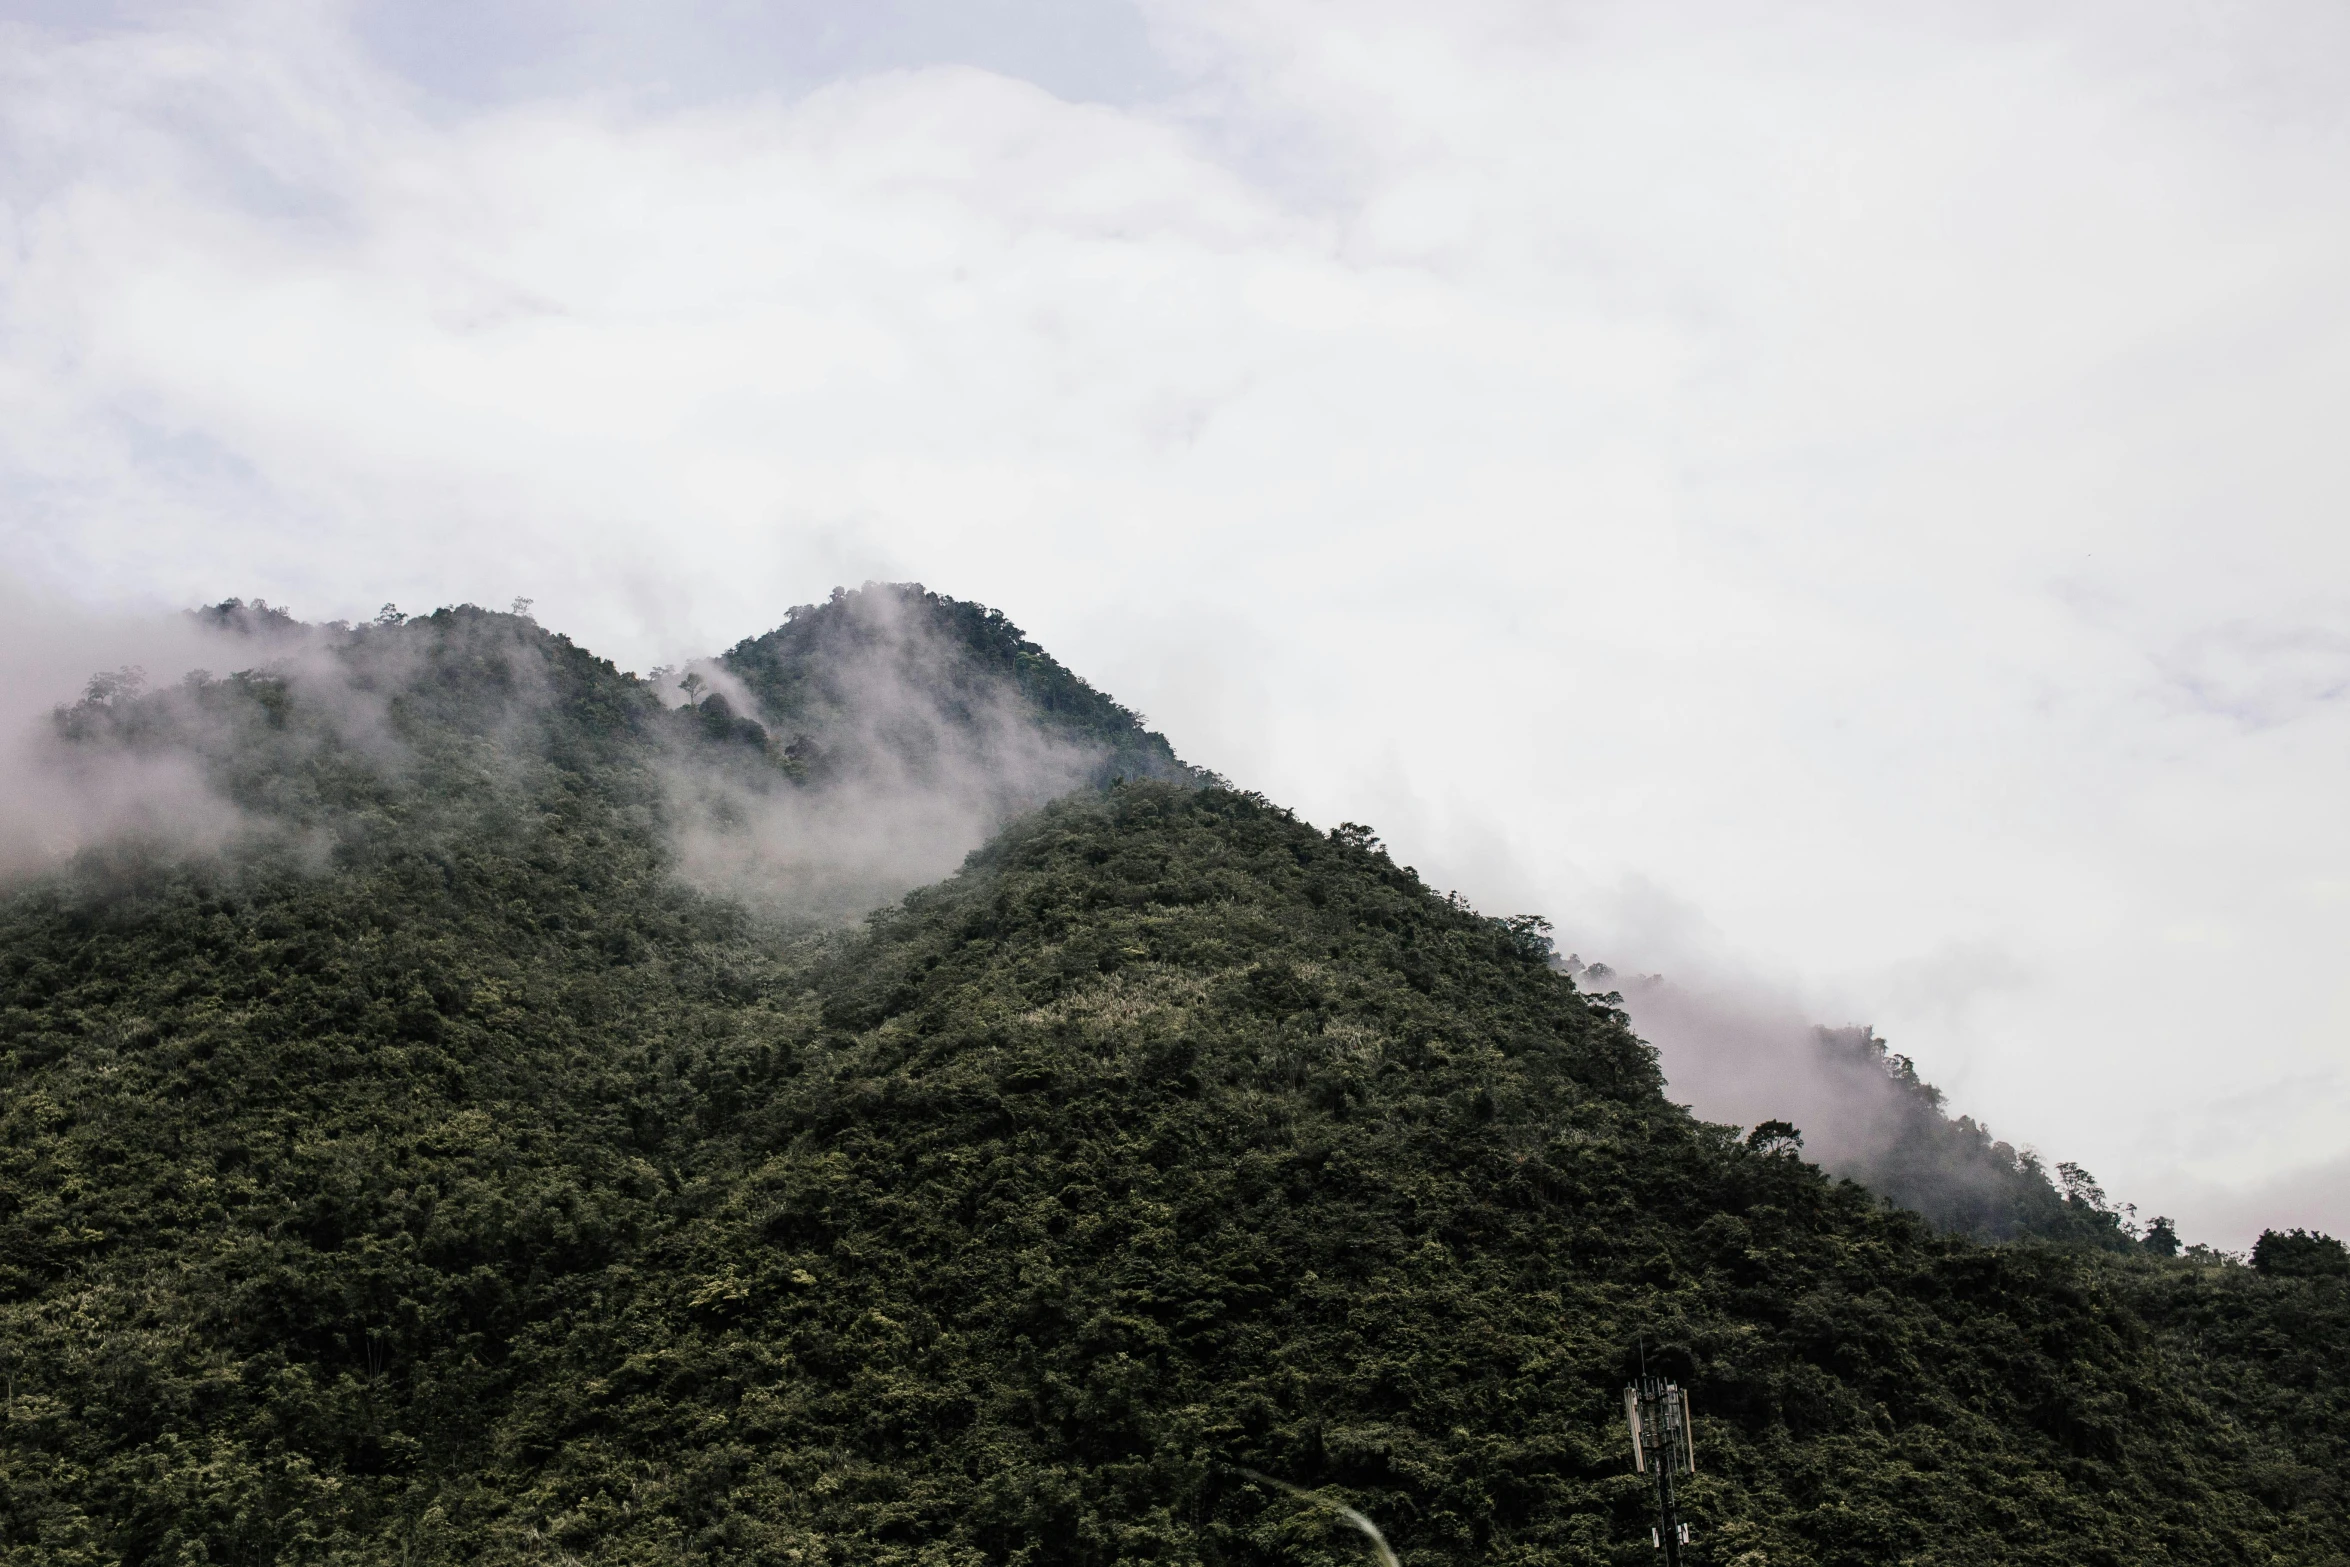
[[1, 0, 2345, 1247]]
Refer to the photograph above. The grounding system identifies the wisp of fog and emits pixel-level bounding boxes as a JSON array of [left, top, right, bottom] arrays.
[[1577, 954, 2137, 1242], [0, 583, 264, 876], [1, 582, 1140, 938], [654, 585, 1119, 921]]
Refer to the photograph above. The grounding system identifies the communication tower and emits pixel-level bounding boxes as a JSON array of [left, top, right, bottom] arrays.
[[1622, 1375, 1696, 1562]]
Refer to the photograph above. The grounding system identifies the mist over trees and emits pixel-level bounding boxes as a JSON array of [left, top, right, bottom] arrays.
[[1581, 964, 2192, 1255], [0, 587, 2342, 1563]]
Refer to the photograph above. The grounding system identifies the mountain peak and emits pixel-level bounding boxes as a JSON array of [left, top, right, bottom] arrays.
[[719, 581, 1199, 789]]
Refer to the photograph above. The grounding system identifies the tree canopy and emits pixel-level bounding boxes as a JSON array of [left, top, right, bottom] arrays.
[[0, 598, 2343, 1565]]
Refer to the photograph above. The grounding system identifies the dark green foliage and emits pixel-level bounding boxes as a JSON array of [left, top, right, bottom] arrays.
[[192, 596, 306, 638], [686, 692, 778, 753], [2253, 1230, 2350, 1280], [0, 601, 2344, 1565], [2114, 1246, 2350, 1533], [722, 583, 1199, 787], [465, 788, 2340, 1566]]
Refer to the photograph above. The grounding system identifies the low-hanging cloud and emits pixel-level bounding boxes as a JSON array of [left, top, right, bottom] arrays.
[[1603, 967, 1909, 1170], [0, 582, 257, 876], [0, 587, 581, 884], [0, 577, 1139, 935], [657, 586, 1116, 922], [1596, 959, 2079, 1237]]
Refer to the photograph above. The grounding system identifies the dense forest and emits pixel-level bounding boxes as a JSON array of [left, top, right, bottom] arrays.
[[1, 588, 2343, 1565]]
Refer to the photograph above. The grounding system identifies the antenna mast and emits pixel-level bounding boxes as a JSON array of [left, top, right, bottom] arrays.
[[1622, 1373, 1697, 1563]]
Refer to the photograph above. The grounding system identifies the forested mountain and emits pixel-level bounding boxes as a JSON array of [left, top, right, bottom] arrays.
[[715, 583, 1197, 791], [1, 592, 2343, 1566]]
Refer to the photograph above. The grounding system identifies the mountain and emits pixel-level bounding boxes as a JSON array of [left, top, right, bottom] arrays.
[[715, 582, 1198, 791], [1, 591, 2344, 1566], [657, 584, 1203, 922]]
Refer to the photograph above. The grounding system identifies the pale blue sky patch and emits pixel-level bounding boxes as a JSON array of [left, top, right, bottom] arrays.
[[353, 0, 1179, 110]]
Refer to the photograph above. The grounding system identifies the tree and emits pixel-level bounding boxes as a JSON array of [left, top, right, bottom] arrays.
[[2251, 1228, 2350, 1278]]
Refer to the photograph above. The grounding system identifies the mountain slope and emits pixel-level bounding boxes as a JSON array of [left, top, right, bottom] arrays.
[[0, 599, 2343, 1566], [468, 785, 2343, 1566], [716, 583, 1198, 789]]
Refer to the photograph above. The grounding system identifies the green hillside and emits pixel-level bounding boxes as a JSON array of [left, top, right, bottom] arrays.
[[715, 583, 1199, 789], [0, 598, 2343, 1566]]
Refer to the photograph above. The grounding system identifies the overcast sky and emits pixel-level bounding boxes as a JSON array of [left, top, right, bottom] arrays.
[[3, 0, 2346, 1247]]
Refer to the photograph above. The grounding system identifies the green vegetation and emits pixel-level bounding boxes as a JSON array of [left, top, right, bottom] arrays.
[[2252, 1230, 2350, 1282], [1808, 1026, 2184, 1251], [718, 584, 1199, 788], [0, 597, 2344, 1565]]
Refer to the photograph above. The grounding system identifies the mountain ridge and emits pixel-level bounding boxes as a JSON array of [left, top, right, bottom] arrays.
[[0, 589, 2341, 1565]]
